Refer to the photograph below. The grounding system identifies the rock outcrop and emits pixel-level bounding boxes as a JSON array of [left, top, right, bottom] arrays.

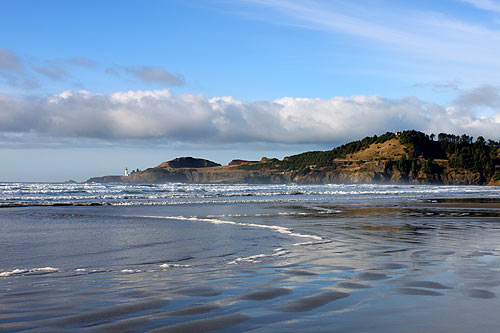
[[156, 157, 221, 169], [86, 131, 500, 185]]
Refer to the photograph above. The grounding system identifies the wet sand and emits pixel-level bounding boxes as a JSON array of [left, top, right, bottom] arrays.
[[1, 195, 500, 332]]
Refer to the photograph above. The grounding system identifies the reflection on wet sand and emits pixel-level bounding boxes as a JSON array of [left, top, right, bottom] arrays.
[[1, 197, 500, 331]]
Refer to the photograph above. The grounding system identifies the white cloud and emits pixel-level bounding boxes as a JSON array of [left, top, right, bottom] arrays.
[[243, 0, 500, 71], [1, 88, 500, 146], [460, 0, 500, 13]]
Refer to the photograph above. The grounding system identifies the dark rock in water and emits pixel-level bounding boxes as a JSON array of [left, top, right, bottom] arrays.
[[87, 175, 126, 183], [159, 157, 221, 169]]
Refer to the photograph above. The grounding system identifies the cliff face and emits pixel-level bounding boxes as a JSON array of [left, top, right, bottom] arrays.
[[86, 131, 500, 185], [87, 160, 490, 185]]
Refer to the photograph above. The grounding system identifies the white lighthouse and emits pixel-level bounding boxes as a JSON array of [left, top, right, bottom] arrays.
[[124, 168, 129, 177]]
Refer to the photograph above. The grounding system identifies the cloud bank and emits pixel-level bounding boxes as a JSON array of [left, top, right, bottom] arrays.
[[1, 88, 499, 146]]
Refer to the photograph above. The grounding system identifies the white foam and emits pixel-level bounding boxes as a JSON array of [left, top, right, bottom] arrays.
[[229, 254, 269, 264], [228, 247, 289, 264], [0, 267, 59, 277], [75, 268, 86, 272], [159, 263, 192, 269], [120, 269, 142, 273], [294, 240, 333, 246], [4, 183, 500, 207], [0, 268, 29, 277], [33, 267, 59, 273], [142, 215, 323, 241], [309, 206, 343, 214]]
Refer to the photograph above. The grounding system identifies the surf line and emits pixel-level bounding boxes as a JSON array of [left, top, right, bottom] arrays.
[[141, 215, 327, 245]]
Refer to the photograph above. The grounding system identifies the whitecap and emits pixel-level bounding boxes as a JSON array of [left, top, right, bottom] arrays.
[[159, 263, 192, 269], [0, 268, 29, 277], [0, 267, 59, 277], [120, 269, 142, 274], [33, 267, 59, 273]]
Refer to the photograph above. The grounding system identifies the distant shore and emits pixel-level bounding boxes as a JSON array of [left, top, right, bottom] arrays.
[[88, 131, 500, 186]]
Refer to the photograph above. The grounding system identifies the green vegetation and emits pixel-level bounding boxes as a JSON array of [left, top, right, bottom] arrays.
[[238, 132, 396, 171], [438, 133, 499, 176], [237, 130, 500, 183]]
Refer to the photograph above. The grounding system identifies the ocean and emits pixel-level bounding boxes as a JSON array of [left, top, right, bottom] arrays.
[[1, 183, 500, 332]]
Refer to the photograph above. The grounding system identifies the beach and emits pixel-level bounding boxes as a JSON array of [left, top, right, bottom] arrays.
[[1, 183, 500, 332]]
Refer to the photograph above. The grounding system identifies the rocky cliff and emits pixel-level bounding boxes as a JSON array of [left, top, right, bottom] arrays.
[[87, 131, 500, 185]]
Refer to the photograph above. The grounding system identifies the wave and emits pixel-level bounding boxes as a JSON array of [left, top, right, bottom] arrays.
[[120, 269, 142, 274], [0, 202, 106, 208], [0, 267, 59, 277], [141, 215, 324, 241], [159, 263, 192, 269], [3, 183, 500, 207]]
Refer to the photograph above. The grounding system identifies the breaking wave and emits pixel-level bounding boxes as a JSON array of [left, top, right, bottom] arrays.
[[2, 183, 500, 207]]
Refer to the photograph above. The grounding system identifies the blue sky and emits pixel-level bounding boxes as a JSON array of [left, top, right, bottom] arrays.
[[2, 0, 500, 181]]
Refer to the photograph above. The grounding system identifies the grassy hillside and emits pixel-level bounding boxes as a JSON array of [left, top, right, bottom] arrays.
[[238, 130, 500, 183], [239, 132, 397, 171]]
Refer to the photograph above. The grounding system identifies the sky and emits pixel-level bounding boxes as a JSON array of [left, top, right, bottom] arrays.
[[2, 0, 500, 181]]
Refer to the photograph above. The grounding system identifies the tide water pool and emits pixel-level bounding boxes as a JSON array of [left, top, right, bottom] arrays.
[[1, 183, 500, 332]]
